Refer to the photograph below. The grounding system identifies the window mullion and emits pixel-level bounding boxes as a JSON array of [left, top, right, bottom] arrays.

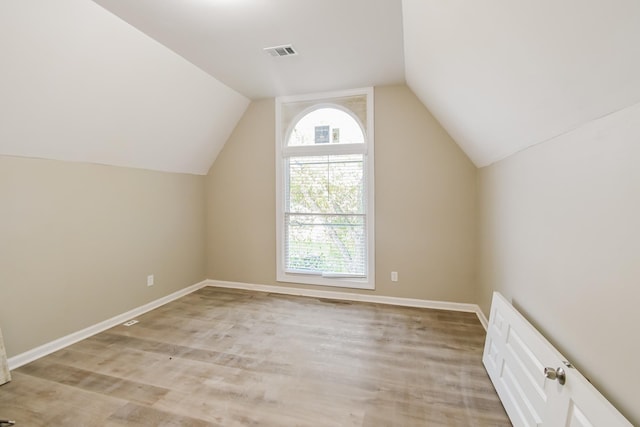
[[282, 143, 366, 158]]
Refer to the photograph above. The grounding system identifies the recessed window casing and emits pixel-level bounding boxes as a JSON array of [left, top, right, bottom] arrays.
[[275, 88, 375, 289]]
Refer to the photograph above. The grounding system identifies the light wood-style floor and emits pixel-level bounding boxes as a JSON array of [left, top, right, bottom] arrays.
[[0, 287, 510, 426]]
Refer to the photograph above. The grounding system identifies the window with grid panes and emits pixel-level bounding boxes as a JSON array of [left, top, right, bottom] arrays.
[[275, 88, 374, 289]]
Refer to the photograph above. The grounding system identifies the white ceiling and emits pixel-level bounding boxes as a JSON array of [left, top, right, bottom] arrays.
[[0, 0, 248, 175], [403, 0, 640, 167], [92, 0, 406, 100], [91, 0, 640, 166], [4, 0, 640, 173]]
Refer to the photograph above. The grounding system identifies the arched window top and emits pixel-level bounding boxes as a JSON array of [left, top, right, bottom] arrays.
[[287, 106, 365, 147]]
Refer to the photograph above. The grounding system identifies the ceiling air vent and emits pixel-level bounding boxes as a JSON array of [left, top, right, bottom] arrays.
[[263, 44, 298, 57]]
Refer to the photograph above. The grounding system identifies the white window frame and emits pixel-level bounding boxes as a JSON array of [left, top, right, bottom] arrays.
[[275, 87, 375, 290]]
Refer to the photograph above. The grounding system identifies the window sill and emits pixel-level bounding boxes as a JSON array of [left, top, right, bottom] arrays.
[[277, 271, 375, 290]]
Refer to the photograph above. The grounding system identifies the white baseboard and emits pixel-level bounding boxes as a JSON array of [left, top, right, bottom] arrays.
[[8, 280, 208, 370], [476, 309, 489, 331], [207, 279, 488, 328]]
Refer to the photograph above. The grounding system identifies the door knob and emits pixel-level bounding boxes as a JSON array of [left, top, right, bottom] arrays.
[[544, 367, 566, 385]]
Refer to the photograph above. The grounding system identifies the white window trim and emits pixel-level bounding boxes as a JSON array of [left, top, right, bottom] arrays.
[[275, 87, 375, 290]]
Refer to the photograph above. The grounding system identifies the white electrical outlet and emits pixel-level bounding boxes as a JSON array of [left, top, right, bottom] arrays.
[[147, 274, 154, 287], [391, 271, 398, 282], [123, 319, 139, 327]]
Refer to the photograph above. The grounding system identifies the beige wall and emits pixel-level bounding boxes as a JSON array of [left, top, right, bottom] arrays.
[[206, 85, 477, 302], [478, 102, 640, 424], [0, 156, 206, 357]]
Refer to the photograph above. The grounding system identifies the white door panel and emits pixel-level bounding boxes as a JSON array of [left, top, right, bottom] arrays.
[[0, 327, 10, 385], [483, 292, 631, 427]]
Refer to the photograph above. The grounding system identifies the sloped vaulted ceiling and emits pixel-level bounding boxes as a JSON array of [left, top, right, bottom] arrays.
[[90, 0, 406, 100], [0, 0, 249, 175], [403, 0, 640, 167], [3, 0, 640, 172]]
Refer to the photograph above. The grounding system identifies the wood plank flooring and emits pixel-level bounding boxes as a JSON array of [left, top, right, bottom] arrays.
[[0, 287, 510, 426]]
